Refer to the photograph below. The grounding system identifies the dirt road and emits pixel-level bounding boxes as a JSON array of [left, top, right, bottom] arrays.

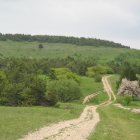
[[19, 76, 115, 140]]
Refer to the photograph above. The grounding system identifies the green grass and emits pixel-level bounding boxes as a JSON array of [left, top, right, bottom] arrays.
[[88, 105, 140, 140], [0, 103, 84, 140], [108, 75, 120, 93], [0, 40, 133, 63], [79, 76, 103, 97], [88, 75, 140, 140], [88, 91, 108, 105]]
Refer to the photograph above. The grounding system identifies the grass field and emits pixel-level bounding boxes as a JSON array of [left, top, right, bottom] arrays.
[[88, 91, 109, 105], [0, 103, 84, 140], [0, 40, 133, 63], [108, 75, 120, 93], [80, 76, 103, 97], [88, 105, 140, 140]]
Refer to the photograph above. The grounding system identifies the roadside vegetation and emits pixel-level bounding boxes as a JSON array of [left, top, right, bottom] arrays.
[[108, 75, 140, 107], [89, 105, 140, 140], [88, 91, 108, 105], [0, 103, 84, 140]]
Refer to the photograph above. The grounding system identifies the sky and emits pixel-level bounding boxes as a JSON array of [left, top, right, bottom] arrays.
[[0, 0, 140, 49]]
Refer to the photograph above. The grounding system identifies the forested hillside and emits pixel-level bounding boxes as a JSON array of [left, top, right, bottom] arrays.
[[0, 33, 130, 48]]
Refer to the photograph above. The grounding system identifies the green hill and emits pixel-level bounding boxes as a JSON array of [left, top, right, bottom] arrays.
[[0, 40, 136, 63]]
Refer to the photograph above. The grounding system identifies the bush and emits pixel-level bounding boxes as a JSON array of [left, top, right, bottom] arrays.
[[86, 67, 95, 77], [50, 68, 80, 84], [0, 76, 48, 106], [38, 44, 44, 49], [27, 77, 47, 105], [94, 74, 102, 82], [3, 83, 24, 106], [117, 95, 133, 106], [47, 80, 82, 102], [0, 70, 8, 94], [86, 65, 113, 78]]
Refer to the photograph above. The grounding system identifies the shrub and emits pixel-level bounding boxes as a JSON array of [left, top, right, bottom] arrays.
[[94, 73, 102, 82], [86, 65, 113, 78], [27, 77, 47, 105], [117, 95, 133, 106], [38, 44, 44, 49], [46, 88, 58, 106], [50, 68, 80, 84], [0, 70, 8, 94], [86, 67, 95, 77], [90, 66, 113, 74], [0, 76, 48, 106], [47, 80, 82, 102], [3, 83, 24, 106]]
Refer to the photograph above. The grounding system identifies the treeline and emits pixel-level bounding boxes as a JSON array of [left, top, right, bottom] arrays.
[[109, 52, 140, 75], [0, 33, 130, 48]]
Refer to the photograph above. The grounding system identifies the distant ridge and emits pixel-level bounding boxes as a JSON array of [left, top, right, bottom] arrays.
[[0, 33, 130, 49]]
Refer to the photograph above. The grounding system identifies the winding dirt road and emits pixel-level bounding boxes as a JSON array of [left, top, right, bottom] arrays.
[[19, 76, 115, 140]]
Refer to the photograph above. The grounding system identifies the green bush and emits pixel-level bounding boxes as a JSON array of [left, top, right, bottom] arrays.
[[117, 95, 133, 106], [3, 83, 24, 106], [0, 76, 48, 106], [86, 65, 113, 78], [94, 74, 102, 82], [27, 77, 47, 105], [86, 67, 95, 77], [47, 80, 82, 102], [50, 68, 80, 84]]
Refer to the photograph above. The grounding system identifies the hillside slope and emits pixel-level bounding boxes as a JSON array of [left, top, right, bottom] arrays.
[[0, 40, 135, 63]]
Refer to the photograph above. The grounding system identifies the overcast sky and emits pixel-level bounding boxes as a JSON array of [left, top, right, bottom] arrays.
[[0, 0, 140, 49]]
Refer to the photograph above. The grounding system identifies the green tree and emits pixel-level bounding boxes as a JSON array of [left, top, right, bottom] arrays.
[[47, 80, 82, 102], [120, 62, 137, 81]]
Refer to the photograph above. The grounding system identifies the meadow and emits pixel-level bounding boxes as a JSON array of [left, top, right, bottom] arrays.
[[0, 40, 132, 63], [0, 103, 83, 140], [88, 105, 140, 140]]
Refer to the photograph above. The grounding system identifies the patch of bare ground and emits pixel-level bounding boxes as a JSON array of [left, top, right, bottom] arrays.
[[114, 103, 131, 110], [131, 108, 140, 113]]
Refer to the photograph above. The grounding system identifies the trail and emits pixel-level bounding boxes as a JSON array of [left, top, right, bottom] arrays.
[[19, 76, 115, 140], [114, 103, 131, 110], [114, 103, 140, 113], [83, 93, 99, 104]]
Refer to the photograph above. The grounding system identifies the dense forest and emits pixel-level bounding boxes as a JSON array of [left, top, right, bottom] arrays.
[[0, 33, 130, 48]]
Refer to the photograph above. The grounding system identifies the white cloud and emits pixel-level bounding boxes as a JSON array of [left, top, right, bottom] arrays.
[[0, 0, 139, 49]]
